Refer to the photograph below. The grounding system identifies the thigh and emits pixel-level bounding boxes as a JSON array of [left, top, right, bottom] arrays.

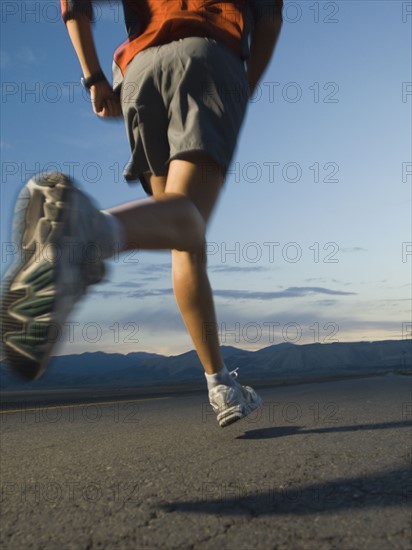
[[149, 175, 167, 198]]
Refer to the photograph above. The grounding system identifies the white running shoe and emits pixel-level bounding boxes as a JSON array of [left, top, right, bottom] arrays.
[[208, 368, 263, 427], [1, 172, 109, 380]]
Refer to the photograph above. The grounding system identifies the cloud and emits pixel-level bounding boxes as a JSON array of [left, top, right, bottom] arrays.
[[88, 281, 173, 299], [101, 300, 408, 353], [305, 277, 328, 283], [121, 261, 171, 272], [330, 278, 352, 286], [68, 279, 406, 354], [126, 289, 173, 298], [213, 287, 356, 301], [377, 297, 411, 302], [115, 281, 145, 288], [137, 262, 171, 272], [88, 288, 127, 299], [208, 265, 270, 274], [305, 277, 352, 287], [120, 262, 271, 276], [313, 300, 338, 307], [89, 284, 356, 302]]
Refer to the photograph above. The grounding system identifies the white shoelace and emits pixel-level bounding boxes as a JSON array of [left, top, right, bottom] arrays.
[[229, 367, 239, 379]]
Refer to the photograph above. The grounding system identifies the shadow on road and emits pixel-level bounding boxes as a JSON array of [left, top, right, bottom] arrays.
[[236, 420, 412, 440], [161, 466, 411, 516]]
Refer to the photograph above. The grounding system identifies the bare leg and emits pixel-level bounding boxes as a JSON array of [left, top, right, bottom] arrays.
[[139, 156, 225, 375], [171, 247, 224, 375], [166, 156, 225, 375], [106, 188, 205, 251]]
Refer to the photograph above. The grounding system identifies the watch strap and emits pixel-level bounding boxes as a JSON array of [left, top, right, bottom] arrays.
[[81, 70, 107, 90]]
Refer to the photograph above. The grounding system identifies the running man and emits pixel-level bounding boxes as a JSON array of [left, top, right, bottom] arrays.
[[1, 0, 283, 427]]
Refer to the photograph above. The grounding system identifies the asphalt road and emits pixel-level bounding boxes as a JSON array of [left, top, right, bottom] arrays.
[[1, 375, 411, 549]]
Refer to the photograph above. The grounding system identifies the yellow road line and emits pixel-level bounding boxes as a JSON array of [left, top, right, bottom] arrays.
[[0, 396, 170, 414]]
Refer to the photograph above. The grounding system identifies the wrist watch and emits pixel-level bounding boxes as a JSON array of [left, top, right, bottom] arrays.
[[80, 70, 107, 90]]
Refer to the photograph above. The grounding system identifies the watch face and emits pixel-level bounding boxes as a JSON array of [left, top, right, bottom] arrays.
[[80, 71, 106, 90], [80, 76, 89, 90]]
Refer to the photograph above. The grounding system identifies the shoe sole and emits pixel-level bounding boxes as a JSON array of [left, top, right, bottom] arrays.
[[217, 396, 263, 428], [1, 172, 75, 381]]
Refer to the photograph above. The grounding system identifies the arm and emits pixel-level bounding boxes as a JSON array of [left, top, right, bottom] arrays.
[[248, 2, 283, 95], [65, 13, 122, 118]]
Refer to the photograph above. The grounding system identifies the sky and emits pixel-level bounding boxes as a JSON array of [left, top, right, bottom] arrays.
[[1, 1, 411, 357]]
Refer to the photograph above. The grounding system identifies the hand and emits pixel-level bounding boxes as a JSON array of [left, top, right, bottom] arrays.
[[90, 80, 122, 118]]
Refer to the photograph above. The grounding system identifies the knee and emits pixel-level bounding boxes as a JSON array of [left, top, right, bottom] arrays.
[[173, 198, 206, 252]]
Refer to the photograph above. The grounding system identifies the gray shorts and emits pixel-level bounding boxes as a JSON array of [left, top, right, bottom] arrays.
[[121, 37, 249, 195]]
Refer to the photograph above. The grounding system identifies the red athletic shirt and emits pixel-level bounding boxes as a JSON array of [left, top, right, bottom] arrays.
[[61, 1, 283, 80]]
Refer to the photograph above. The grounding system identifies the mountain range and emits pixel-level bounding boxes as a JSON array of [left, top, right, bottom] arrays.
[[1, 340, 411, 393]]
